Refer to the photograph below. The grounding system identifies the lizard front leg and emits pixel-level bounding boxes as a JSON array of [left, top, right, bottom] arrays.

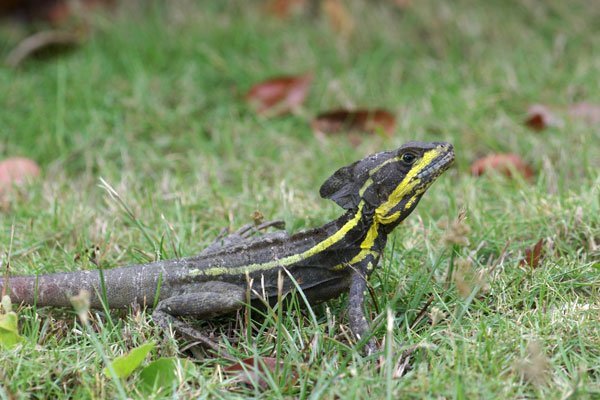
[[348, 259, 378, 356], [152, 281, 245, 359]]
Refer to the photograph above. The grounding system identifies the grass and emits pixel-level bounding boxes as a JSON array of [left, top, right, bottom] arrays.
[[1, 0, 599, 398]]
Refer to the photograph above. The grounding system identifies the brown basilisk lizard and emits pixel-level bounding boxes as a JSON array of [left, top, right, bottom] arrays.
[[2, 141, 454, 356]]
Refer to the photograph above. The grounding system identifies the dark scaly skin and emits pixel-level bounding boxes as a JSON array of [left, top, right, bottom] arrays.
[[1, 141, 455, 356]]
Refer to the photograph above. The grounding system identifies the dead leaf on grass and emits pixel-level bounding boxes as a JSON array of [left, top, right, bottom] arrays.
[[0, 0, 67, 22], [6, 30, 80, 67], [519, 238, 544, 269], [525, 104, 561, 131], [470, 154, 534, 181], [264, 0, 307, 18], [224, 357, 299, 391], [525, 102, 600, 130], [568, 102, 600, 124], [312, 108, 396, 138], [0, 0, 115, 24], [246, 74, 312, 117], [0, 157, 41, 193]]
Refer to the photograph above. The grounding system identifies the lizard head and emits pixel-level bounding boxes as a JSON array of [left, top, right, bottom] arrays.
[[319, 141, 454, 229]]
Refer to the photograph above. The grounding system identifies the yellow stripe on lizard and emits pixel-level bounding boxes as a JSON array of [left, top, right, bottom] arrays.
[[332, 220, 380, 270], [374, 149, 440, 224]]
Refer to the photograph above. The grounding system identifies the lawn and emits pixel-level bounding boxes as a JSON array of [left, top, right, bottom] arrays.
[[1, 0, 599, 398]]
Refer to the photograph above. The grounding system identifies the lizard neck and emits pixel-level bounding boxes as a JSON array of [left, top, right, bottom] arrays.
[[301, 202, 388, 271]]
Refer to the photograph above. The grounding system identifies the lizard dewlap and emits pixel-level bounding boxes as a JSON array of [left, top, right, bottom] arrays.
[[2, 141, 454, 356]]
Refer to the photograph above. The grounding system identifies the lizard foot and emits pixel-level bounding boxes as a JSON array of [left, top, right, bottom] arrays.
[[153, 309, 235, 361]]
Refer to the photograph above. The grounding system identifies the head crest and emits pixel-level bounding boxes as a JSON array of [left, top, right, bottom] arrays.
[[319, 150, 396, 209], [319, 141, 453, 211]]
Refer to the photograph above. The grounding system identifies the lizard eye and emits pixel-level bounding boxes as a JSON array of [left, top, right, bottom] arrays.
[[401, 153, 417, 165]]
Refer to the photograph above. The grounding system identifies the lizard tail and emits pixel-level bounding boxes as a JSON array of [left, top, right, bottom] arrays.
[[2, 271, 101, 308]]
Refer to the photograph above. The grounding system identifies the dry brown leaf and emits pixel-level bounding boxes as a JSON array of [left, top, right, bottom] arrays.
[[224, 357, 299, 390], [246, 74, 312, 117], [264, 0, 307, 17], [6, 30, 80, 67], [470, 154, 534, 181], [525, 104, 561, 131], [568, 102, 600, 124], [0, 157, 41, 189], [311, 109, 396, 140], [519, 238, 544, 269], [0, 0, 21, 14], [322, 0, 355, 37], [0, 0, 66, 22], [525, 102, 600, 130], [0, 157, 41, 205], [1, 0, 114, 24]]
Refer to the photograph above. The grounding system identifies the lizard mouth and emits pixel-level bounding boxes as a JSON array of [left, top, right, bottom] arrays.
[[416, 144, 455, 183]]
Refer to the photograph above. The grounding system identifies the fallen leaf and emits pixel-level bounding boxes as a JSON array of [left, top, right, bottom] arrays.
[[0, 296, 22, 348], [525, 104, 561, 131], [525, 102, 600, 130], [568, 102, 600, 124], [470, 154, 534, 181], [0, 0, 65, 22], [312, 109, 396, 138], [322, 0, 355, 37], [103, 342, 155, 379], [44, 1, 71, 23], [6, 30, 80, 67], [0, 157, 41, 194], [0, 312, 22, 348], [264, 0, 307, 17], [519, 238, 544, 269], [246, 74, 312, 117], [139, 358, 195, 392], [224, 357, 299, 390], [0, 0, 114, 24]]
